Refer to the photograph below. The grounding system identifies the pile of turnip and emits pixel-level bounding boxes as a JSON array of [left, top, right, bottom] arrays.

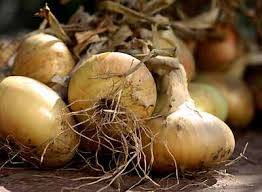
[[0, 0, 261, 191]]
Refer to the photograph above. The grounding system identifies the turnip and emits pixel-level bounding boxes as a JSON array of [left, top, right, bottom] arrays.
[[0, 76, 79, 168], [189, 82, 228, 121], [12, 33, 75, 85], [196, 23, 239, 72], [196, 73, 255, 129], [142, 56, 235, 173], [68, 52, 157, 153]]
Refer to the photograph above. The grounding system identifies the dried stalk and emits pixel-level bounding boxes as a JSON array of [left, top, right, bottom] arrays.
[[36, 4, 71, 44]]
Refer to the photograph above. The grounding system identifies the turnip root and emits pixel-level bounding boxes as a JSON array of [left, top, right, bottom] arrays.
[[13, 33, 75, 85], [0, 76, 79, 168], [142, 56, 235, 172]]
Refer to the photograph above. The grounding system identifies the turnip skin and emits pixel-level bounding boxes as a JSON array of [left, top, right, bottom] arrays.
[[143, 104, 234, 172], [0, 76, 79, 168], [13, 33, 75, 84], [189, 82, 228, 121], [68, 52, 157, 123], [142, 56, 235, 172], [68, 52, 157, 152], [196, 24, 239, 72], [195, 73, 255, 129]]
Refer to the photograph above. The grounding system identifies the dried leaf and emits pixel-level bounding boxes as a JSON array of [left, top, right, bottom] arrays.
[[145, 56, 180, 75], [152, 25, 176, 48], [75, 31, 96, 44], [75, 28, 107, 44], [175, 8, 220, 30], [66, 13, 117, 33], [143, 0, 175, 15], [68, 6, 94, 26], [119, 0, 144, 10], [97, 16, 118, 33], [36, 4, 71, 44], [175, 5, 188, 20], [62, 7, 96, 32], [70, 37, 108, 75], [0, 38, 20, 67], [50, 74, 69, 86], [98, 1, 156, 24], [73, 35, 101, 57], [152, 25, 161, 48], [49, 75, 69, 100], [133, 39, 151, 55], [137, 28, 153, 40], [108, 25, 133, 50], [85, 37, 108, 58], [97, 1, 203, 40], [118, 38, 151, 56], [73, 14, 118, 56], [152, 14, 170, 24]]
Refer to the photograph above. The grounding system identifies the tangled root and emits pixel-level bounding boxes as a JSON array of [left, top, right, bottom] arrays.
[[0, 136, 41, 168], [0, 129, 79, 169], [63, 91, 161, 191]]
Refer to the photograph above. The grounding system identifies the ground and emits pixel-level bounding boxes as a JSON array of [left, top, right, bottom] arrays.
[[0, 129, 261, 192]]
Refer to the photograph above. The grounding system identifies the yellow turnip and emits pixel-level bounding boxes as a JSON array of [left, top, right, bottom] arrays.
[[142, 56, 235, 172], [68, 52, 157, 152], [196, 73, 255, 129], [13, 33, 75, 85], [189, 82, 228, 121], [196, 23, 239, 72], [0, 76, 79, 168]]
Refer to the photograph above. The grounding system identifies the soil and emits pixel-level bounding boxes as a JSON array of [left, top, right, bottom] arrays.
[[0, 129, 262, 192]]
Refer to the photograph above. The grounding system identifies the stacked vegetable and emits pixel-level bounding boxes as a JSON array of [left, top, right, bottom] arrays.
[[0, 0, 261, 190]]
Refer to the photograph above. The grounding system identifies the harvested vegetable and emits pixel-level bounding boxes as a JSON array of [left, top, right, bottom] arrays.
[[1, 0, 260, 191], [189, 82, 228, 121], [196, 73, 255, 128], [0, 76, 79, 168], [142, 56, 235, 172], [12, 33, 75, 85], [68, 52, 157, 152], [196, 23, 239, 72]]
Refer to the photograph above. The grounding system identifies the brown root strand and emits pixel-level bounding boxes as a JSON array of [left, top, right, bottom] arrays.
[[64, 93, 162, 191]]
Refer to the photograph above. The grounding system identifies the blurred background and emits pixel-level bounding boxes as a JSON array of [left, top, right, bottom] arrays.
[[0, 0, 259, 41], [0, 0, 95, 35]]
